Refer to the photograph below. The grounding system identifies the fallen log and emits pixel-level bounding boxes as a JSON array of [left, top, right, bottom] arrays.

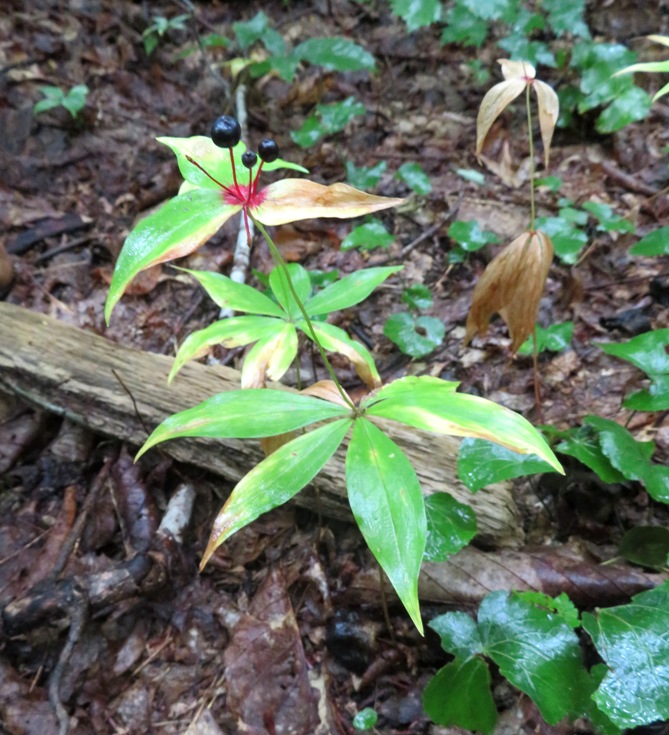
[[0, 301, 522, 546]]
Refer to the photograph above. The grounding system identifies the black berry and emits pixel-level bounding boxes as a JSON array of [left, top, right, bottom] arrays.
[[241, 150, 258, 169], [210, 115, 241, 148], [258, 139, 280, 163]]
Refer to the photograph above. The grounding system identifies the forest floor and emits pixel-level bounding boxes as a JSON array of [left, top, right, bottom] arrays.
[[1, 0, 669, 733]]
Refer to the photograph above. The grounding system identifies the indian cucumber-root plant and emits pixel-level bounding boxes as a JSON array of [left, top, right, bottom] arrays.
[[105, 114, 562, 633], [465, 59, 558, 404]]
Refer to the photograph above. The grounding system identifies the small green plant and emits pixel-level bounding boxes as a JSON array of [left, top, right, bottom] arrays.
[[447, 220, 499, 264], [143, 14, 189, 55], [423, 585, 669, 733], [353, 707, 379, 731], [395, 161, 432, 195], [105, 114, 561, 633], [614, 35, 669, 102], [291, 97, 367, 148], [384, 285, 445, 358], [517, 321, 574, 355], [33, 84, 89, 119]]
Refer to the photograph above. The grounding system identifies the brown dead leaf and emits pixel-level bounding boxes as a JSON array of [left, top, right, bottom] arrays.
[[465, 230, 553, 353], [224, 567, 320, 735], [301, 379, 354, 409]]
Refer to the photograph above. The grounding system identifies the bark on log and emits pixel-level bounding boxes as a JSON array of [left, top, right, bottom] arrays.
[[0, 302, 522, 546]]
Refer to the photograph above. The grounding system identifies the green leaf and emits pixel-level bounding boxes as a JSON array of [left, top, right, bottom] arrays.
[[598, 329, 669, 376], [619, 526, 669, 571], [395, 162, 432, 195], [513, 591, 580, 629], [206, 419, 352, 557], [455, 168, 486, 185], [575, 42, 638, 110], [630, 226, 669, 256], [458, 437, 555, 492], [480, 591, 588, 724], [232, 11, 270, 50], [582, 201, 635, 233], [624, 373, 669, 412], [390, 0, 442, 31], [318, 96, 367, 132], [448, 220, 499, 252], [366, 376, 563, 472], [535, 215, 588, 264], [346, 418, 426, 633], [341, 219, 395, 251], [240, 322, 298, 386], [383, 313, 445, 358], [596, 86, 652, 133], [422, 657, 496, 735], [401, 284, 432, 310], [169, 316, 279, 381], [582, 582, 669, 728], [430, 611, 483, 659], [290, 116, 324, 148], [441, 5, 488, 47], [299, 321, 381, 388], [424, 493, 477, 562], [294, 38, 375, 72], [62, 84, 88, 118], [137, 389, 350, 458], [269, 263, 311, 320], [352, 707, 378, 730], [105, 190, 238, 322], [543, 0, 589, 37], [553, 425, 627, 484], [179, 268, 285, 317], [305, 266, 401, 315], [345, 160, 387, 190], [462, 0, 515, 21], [584, 415, 669, 502], [517, 321, 574, 355]]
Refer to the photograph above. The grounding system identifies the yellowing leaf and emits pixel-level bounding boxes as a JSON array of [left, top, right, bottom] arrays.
[[240, 323, 298, 388], [252, 180, 405, 226], [301, 380, 354, 409], [499, 59, 536, 80], [465, 230, 553, 353]]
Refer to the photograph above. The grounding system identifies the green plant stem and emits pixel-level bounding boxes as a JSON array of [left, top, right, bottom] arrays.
[[526, 83, 536, 231], [253, 219, 356, 411]]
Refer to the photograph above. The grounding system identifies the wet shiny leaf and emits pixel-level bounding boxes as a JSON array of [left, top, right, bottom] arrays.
[[383, 312, 445, 358], [425, 492, 477, 561]]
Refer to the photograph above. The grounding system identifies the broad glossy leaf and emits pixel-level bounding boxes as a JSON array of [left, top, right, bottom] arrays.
[[180, 268, 285, 317], [384, 313, 445, 358], [201, 418, 352, 566], [448, 220, 499, 252], [168, 316, 279, 382], [598, 329, 669, 376], [624, 373, 669, 412], [517, 321, 573, 355], [269, 263, 311, 320], [294, 37, 376, 71], [301, 321, 381, 388], [365, 375, 562, 472], [596, 86, 652, 134], [402, 284, 432, 310], [424, 493, 477, 561], [345, 160, 387, 190], [430, 611, 483, 659], [341, 219, 395, 251], [252, 180, 405, 226], [535, 215, 587, 264], [480, 591, 588, 724], [137, 389, 350, 458], [105, 190, 239, 322], [423, 657, 496, 735], [582, 201, 635, 233], [346, 418, 426, 633], [352, 708, 378, 730], [458, 437, 555, 492], [630, 226, 669, 256], [240, 322, 298, 388], [362, 375, 458, 408], [582, 582, 669, 728], [305, 266, 402, 316]]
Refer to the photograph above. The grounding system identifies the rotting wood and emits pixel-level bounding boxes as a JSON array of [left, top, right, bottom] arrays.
[[0, 301, 522, 546]]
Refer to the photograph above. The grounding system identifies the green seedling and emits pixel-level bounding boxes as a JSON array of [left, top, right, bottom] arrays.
[[291, 97, 366, 148], [447, 220, 499, 264], [630, 226, 669, 256], [384, 285, 445, 358], [143, 14, 189, 55], [517, 321, 573, 355], [353, 707, 379, 731], [395, 161, 432, 195], [106, 114, 561, 633], [34, 84, 89, 119], [341, 218, 395, 251], [345, 160, 387, 190]]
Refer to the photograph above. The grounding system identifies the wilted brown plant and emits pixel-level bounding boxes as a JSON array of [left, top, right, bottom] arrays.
[[465, 230, 554, 353]]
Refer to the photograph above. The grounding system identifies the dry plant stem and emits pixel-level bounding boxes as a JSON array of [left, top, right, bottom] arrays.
[[378, 562, 396, 642], [526, 83, 536, 231], [254, 219, 356, 411], [532, 327, 543, 421]]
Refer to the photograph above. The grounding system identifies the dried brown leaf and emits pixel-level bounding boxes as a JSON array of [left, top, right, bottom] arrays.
[[476, 78, 525, 161], [465, 230, 553, 353], [301, 379, 353, 409], [533, 80, 559, 168]]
